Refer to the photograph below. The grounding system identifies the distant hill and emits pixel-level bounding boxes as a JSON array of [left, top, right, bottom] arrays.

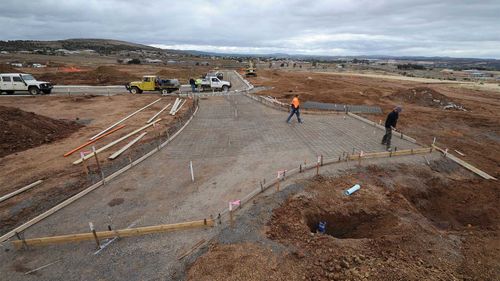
[[0, 39, 161, 53]]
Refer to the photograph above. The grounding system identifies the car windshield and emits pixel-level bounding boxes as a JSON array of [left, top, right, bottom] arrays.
[[21, 74, 35, 81]]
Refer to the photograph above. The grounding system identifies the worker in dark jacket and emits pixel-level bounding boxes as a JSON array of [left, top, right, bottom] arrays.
[[189, 78, 196, 92], [381, 106, 402, 151]]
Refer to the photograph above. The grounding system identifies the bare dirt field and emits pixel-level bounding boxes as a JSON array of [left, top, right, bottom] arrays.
[[187, 161, 500, 281], [246, 69, 500, 178], [0, 94, 192, 235], [8, 64, 213, 86]]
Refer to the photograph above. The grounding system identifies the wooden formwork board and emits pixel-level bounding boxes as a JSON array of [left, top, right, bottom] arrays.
[[432, 145, 496, 180], [12, 219, 214, 248]]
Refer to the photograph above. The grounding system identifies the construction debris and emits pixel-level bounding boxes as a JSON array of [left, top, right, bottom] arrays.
[[89, 98, 161, 140], [73, 119, 162, 165], [173, 99, 187, 115], [169, 98, 182, 115], [146, 103, 172, 124]]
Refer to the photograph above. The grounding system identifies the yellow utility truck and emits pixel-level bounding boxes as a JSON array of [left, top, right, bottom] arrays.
[[126, 76, 180, 94]]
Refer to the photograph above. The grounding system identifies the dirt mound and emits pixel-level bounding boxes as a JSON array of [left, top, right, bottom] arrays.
[[0, 106, 82, 158], [36, 66, 139, 85], [265, 165, 499, 280], [187, 243, 305, 281], [390, 87, 464, 109], [0, 64, 21, 73], [155, 66, 212, 83]]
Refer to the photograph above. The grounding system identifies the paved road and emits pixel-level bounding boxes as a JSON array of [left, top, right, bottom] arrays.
[[0, 71, 420, 280]]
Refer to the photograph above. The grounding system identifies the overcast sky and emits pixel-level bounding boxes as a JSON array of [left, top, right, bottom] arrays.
[[1, 0, 499, 58]]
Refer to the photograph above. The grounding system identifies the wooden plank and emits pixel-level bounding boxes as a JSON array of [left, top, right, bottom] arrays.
[[169, 98, 181, 114], [173, 100, 187, 115], [432, 145, 496, 180], [89, 98, 161, 140], [63, 125, 125, 157], [347, 147, 431, 161], [0, 105, 200, 243], [146, 103, 171, 124], [12, 220, 214, 248], [73, 119, 162, 165], [108, 132, 147, 160], [0, 180, 43, 203]]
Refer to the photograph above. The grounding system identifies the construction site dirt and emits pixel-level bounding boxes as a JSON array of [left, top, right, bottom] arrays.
[[187, 160, 499, 281], [0, 66, 497, 281], [0, 94, 193, 236]]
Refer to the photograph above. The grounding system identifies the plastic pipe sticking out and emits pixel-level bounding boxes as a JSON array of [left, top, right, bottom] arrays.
[[344, 184, 361, 196]]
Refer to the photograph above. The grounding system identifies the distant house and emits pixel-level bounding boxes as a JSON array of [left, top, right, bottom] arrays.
[[32, 63, 46, 68], [464, 70, 488, 78], [55, 49, 80, 55], [0, 51, 8, 54], [55, 49, 71, 55], [145, 58, 163, 64], [11, 63, 23, 67]]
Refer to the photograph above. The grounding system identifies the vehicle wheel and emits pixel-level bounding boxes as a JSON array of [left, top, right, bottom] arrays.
[[42, 90, 52, 95], [28, 87, 40, 95], [130, 87, 140, 94], [161, 89, 169, 95], [222, 85, 229, 92]]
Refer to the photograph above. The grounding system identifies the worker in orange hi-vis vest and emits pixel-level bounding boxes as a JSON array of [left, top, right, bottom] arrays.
[[286, 94, 303, 124]]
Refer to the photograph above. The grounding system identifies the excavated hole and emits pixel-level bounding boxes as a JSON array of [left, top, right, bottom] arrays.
[[305, 210, 399, 239]]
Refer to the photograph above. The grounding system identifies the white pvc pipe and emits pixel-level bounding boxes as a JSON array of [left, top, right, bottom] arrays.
[[146, 103, 171, 124], [344, 184, 361, 196], [174, 100, 187, 115], [108, 132, 147, 160], [169, 98, 181, 114]]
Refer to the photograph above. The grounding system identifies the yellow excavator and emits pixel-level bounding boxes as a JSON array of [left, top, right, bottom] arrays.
[[245, 60, 257, 77]]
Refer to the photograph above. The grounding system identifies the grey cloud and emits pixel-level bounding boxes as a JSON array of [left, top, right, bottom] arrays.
[[0, 0, 499, 58]]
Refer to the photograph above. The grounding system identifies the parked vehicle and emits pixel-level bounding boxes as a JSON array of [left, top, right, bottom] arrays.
[[205, 71, 224, 80], [199, 76, 231, 92], [126, 75, 180, 94], [0, 73, 53, 95]]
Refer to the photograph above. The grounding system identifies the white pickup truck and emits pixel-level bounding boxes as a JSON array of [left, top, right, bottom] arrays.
[[199, 76, 231, 92], [0, 73, 53, 95]]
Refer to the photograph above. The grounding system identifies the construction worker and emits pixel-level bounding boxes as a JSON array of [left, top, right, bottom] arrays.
[[195, 78, 202, 92], [381, 106, 402, 151], [286, 94, 303, 124], [189, 78, 195, 92]]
